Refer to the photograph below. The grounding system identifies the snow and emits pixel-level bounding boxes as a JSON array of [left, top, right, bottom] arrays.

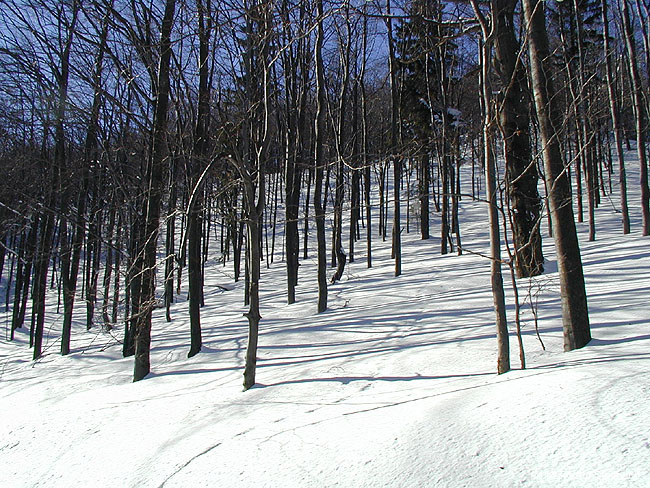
[[2, 153, 650, 487]]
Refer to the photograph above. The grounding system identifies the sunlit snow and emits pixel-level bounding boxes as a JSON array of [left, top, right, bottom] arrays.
[[1, 150, 649, 487]]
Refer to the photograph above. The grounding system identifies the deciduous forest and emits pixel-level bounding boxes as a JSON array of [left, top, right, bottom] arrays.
[[2, 1, 650, 485]]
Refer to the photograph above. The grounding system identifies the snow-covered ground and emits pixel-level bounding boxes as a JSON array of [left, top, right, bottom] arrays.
[[1, 154, 649, 487]]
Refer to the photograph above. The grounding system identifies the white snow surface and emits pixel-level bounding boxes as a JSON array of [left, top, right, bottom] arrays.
[[2, 157, 650, 487]]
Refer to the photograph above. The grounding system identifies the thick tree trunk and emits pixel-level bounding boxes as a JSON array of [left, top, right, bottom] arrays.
[[54, 1, 80, 355], [187, 205, 203, 357], [522, 0, 591, 351], [493, 0, 543, 277], [133, 0, 176, 382], [240, 0, 270, 390], [187, 0, 211, 359]]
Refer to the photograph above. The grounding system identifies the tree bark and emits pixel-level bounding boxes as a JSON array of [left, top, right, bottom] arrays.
[[493, 0, 543, 277], [621, 0, 650, 235], [419, 152, 430, 240], [471, 1, 510, 374], [314, 0, 328, 312], [187, 0, 212, 359], [522, 0, 591, 351], [133, 0, 177, 382], [602, 1, 630, 234], [386, 0, 401, 276]]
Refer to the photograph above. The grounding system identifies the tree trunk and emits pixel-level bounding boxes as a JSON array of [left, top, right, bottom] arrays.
[[240, 0, 270, 390], [187, 0, 212, 359], [493, 0, 543, 277], [242, 206, 262, 390], [386, 0, 401, 276], [621, 0, 650, 235], [314, 0, 328, 312], [101, 208, 116, 328], [133, 0, 177, 382], [55, 1, 80, 355], [471, 2, 510, 374], [602, 1, 630, 234], [419, 152, 430, 240], [32, 211, 55, 360], [522, 0, 591, 351], [164, 157, 177, 322]]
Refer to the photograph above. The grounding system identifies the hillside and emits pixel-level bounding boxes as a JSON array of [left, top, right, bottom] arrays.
[[1, 158, 650, 488]]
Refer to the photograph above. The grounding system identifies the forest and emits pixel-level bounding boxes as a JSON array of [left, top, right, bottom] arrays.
[[0, 0, 648, 392]]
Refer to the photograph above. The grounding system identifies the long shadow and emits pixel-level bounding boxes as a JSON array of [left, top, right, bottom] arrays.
[[257, 371, 494, 389], [530, 351, 650, 371], [255, 331, 496, 370], [582, 249, 650, 268], [151, 366, 241, 378], [589, 334, 650, 346]]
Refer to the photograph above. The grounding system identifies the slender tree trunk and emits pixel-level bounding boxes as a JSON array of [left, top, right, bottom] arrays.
[[112, 214, 122, 325], [303, 167, 311, 260], [242, 203, 262, 389], [314, 0, 327, 312], [621, 0, 650, 235], [86, 195, 102, 330], [602, 1, 630, 234], [386, 0, 401, 276], [572, 0, 596, 242], [101, 208, 116, 328], [11, 223, 36, 339], [32, 211, 55, 360], [360, 14, 372, 267], [10, 231, 25, 340], [241, 0, 270, 391], [472, 3, 510, 374], [164, 163, 176, 322], [124, 211, 139, 358], [419, 152, 430, 240]]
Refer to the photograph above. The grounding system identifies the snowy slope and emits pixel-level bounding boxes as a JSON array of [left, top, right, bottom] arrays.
[[1, 154, 650, 488]]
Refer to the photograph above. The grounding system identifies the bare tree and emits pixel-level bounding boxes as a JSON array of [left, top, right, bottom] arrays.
[[133, 0, 177, 382], [314, 0, 328, 312], [471, 0, 510, 374], [602, 1, 630, 234], [620, 0, 650, 235], [492, 0, 543, 277]]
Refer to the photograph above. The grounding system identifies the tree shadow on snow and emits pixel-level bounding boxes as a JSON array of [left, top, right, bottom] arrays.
[[255, 371, 494, 389]]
